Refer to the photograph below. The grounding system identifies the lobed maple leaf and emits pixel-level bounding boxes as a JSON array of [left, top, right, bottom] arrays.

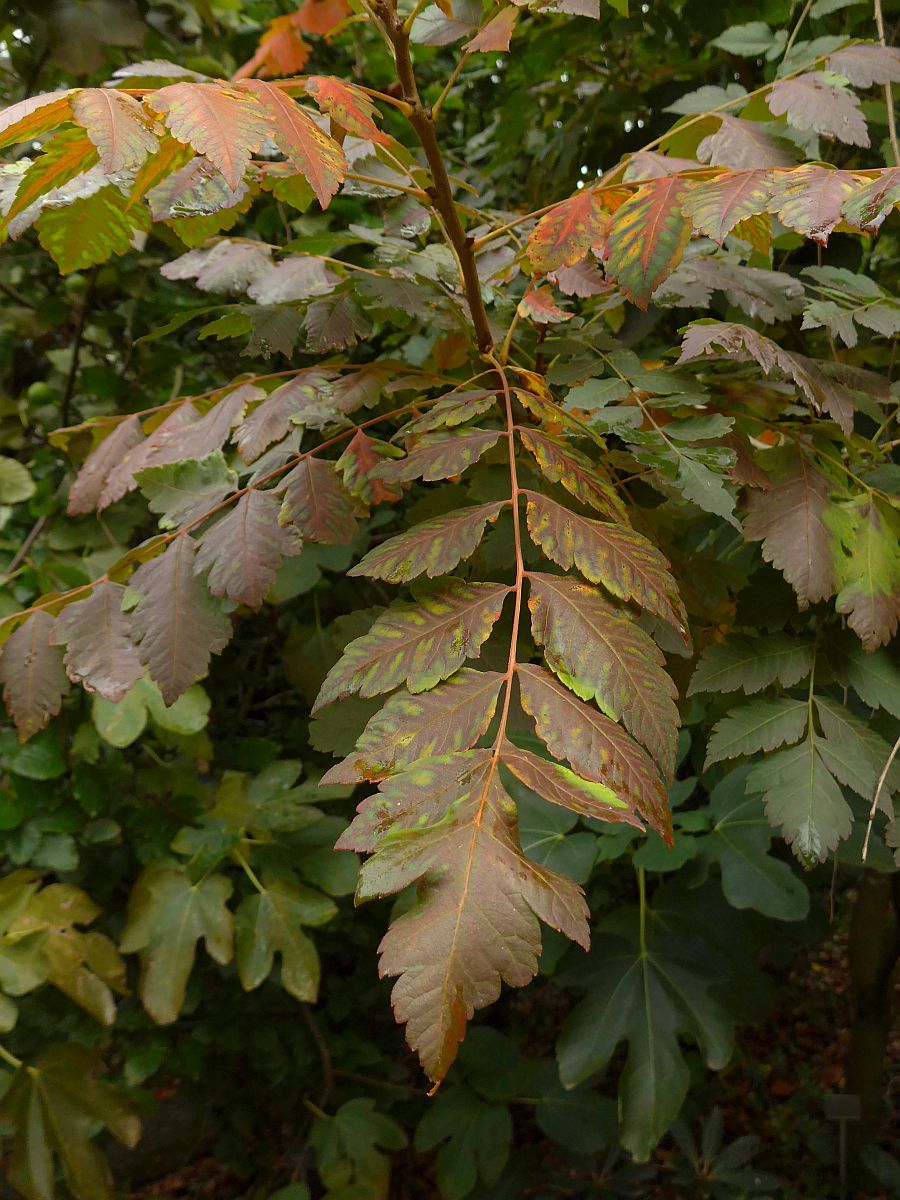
[[313, 579, 510, 709]]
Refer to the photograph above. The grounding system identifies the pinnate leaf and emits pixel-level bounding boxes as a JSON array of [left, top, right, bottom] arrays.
[[500, 743, 641, 828], [524, 491, 687, 639], [313, 579, 510, 710], [52, 581, 142, 701], [373, 429, 501, 485], [517, 428, 627, 522], [742, 449, 838, 608], [688, 634, 814, 696], [829, 496, 900, 650], [119, 862, 233, 1024], [339, 751, 588, 1081], [527, 572, 679, 779], [67, 416, 145, 515], [517, 664, 672, 842], [129, 536, 232, 704], [349, 502, 505, 583], [278, 457, 362, 544], [0, 611, 69, 742], [195, 490, 299, 608], [323, 669, 505, 785]]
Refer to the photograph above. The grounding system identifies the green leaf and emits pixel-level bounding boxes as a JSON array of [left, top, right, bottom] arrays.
[[814, 697, 900, 803], [0, 1044, 139, 1200], [0, 456, 36, 503], [134, 450, 237, 530], [688, 634, 814, 696], [827, 634, 900, 717], [37, 184, 150, 274], [310, 1098, 406, 1200], [415, 1084, 512, 1200], [704, 698, 808, 767], [557, 911, 734, 1160], [746, 736, 853, 865], [119, 862, 233, 1024], [710, 22, 778, 56], [699, 769, 809, 920], [313, 579, 510, 710], [235, 875, 336, 1003]]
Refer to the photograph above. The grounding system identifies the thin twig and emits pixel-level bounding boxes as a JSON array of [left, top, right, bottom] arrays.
[[862, 732, 900, 862], [875, 0, 900, 165], [59, 266, 98, 429]]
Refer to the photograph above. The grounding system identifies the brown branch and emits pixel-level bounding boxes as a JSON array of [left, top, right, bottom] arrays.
[[379, 3, 494, 354]]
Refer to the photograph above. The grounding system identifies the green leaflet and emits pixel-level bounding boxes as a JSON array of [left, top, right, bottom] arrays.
[[310, 1099, 407, 1200], [235, 874, 336, 1003], [312, 579, 510, 710], [557, 909, 734, 1160], [516, 427, 628, 522], [134, 449, 237, 530], [703, 697, 808, 767], [698, 768, 809, 921], [814, 697, 900, 803], [746, 736, 853, 866], [119, 862, 233, 1023], [827, 633, 900, 717], [415, 1084, 512, 1200], [349, 502, 506, 583], [0, 1045, 139, 1200], [688, 634, 814, 696]]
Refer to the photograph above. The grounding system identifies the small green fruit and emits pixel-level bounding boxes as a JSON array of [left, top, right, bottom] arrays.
[[26, 381, 57, 404]]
